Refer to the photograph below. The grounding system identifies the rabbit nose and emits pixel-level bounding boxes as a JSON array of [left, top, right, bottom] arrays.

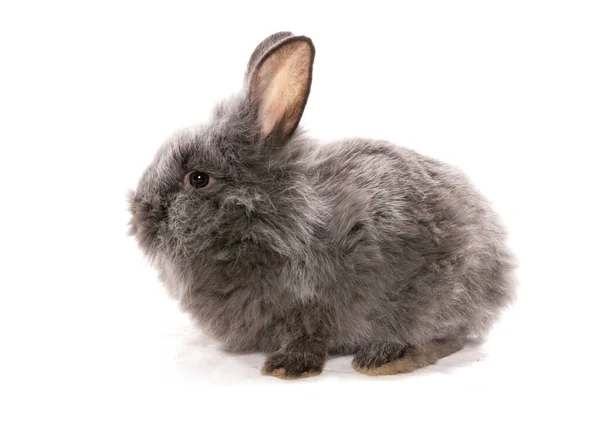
[[128, 193, 168, 235]]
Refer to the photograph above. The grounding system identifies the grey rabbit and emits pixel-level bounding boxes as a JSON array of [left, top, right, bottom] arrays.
[[129, 31, 516, 379]]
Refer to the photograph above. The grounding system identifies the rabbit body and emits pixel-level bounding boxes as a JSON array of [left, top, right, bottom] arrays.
[[129, 32, 515, 378]]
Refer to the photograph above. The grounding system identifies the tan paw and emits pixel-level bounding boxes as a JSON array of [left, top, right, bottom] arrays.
[[262, 351, 324, 380], [352, 356, 423, 376]]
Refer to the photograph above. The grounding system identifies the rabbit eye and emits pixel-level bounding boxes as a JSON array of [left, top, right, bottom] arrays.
[[185, 171, 213, 189]]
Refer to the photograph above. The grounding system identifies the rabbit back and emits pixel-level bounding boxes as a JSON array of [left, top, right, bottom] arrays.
[[308, 138, 516, 350]]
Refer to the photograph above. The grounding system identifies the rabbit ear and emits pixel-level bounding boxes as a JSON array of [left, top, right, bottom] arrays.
[[246, 34, 315, 141]]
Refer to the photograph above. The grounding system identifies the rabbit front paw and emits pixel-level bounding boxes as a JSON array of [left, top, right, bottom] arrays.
[[262, 351, 325, 380]]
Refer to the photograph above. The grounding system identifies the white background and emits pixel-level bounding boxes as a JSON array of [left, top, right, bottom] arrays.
[[1, 1, 599, 426]]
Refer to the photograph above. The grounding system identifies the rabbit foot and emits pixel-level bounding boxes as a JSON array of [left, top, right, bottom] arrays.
[[352, 342, 408, 375], [353, 337, 466, 376], [262, 351, 325, 380]]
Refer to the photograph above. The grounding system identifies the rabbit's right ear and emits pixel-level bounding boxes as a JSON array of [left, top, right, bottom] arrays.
[[244, 32, 315, 142]]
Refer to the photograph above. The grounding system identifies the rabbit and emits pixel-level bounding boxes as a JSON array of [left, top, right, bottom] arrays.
[[128, 31, 516, 380]]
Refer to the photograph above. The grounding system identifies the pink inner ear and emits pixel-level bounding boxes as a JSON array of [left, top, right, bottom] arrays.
[[254, 40, 313, 139], [260, 71, 287, 137]]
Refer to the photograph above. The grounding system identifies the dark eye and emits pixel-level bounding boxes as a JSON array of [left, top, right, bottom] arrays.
[[185, 171, 213, 189]]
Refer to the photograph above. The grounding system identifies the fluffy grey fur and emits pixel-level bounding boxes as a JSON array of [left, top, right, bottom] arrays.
[[129, 32, 516, 379]]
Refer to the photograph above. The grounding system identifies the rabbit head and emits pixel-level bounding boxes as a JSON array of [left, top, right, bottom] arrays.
[[128, 32, 322, 285]]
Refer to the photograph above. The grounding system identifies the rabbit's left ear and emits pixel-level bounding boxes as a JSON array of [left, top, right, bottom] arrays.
[[247, 35, 315, 141]]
